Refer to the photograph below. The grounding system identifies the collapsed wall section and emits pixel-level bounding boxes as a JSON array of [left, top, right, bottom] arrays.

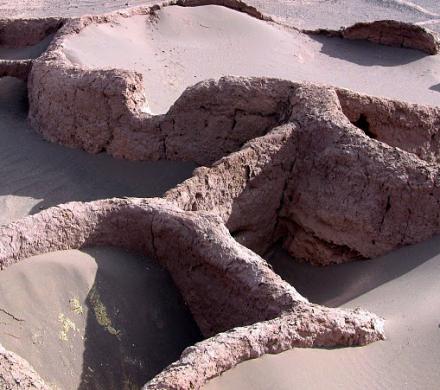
[[336, 88, 440, 163]]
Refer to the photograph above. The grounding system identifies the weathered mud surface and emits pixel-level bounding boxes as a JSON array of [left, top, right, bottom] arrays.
[[1, 0, 439, 388], [166, 81, 440, 265]]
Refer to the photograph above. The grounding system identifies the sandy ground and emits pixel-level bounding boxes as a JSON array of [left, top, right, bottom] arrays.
[[62, 5, 440, 114], [0, 76, 196, 225], [1, 1, 440, 389], [206, 237, 440, 390], [0, 247, 202, 389], [1, 1, 440, 33]]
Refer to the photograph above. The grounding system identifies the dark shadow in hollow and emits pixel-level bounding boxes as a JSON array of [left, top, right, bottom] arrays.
[[79, 247, 202, 389], [0, 77, 196, 224], [351, 113, 377, 139], [0, 34, 54, 60], [266, 235, 440, 307], [312, 34, 427, 67]]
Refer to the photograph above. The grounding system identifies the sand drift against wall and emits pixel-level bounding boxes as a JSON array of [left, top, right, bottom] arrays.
[[0, 1, 440, 389]]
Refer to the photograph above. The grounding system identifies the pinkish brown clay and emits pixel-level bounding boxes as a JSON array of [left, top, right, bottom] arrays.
[[1, 0, 440, 389]]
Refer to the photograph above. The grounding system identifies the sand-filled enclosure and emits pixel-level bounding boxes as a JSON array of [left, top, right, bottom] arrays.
[[60, 4, 440, 114], [0, 248, 202, 389], [1, 0, 440, 389]]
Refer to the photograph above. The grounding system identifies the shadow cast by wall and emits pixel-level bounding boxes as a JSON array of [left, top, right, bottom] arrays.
[[267, 235, 440, 307], [312, 35, 427, 67], [430, 83, 440, 93], [78, 247, 202, 389], [0, 77, 196, 224]]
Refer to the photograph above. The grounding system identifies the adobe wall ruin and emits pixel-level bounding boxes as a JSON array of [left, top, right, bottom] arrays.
[[1, 0, 440, 388]]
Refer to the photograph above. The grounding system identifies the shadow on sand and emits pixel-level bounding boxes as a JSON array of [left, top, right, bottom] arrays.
[[0, 77, 196, 224], [313, 35, 427, 67], [267, 234, 440, 307], [430, 83, 440, 93], [78, 247, 202, 389]]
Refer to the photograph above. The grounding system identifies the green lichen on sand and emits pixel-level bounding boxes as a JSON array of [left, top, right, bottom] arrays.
[[58, 313, 77, 341], [89, 285, 121, 339], [69, 297, 84, 315]]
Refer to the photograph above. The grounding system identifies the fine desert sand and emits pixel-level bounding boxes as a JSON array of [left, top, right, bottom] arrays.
[[62, 5, 440, 114], [207, 239, 440, 389], [1, 1, 440, 390]]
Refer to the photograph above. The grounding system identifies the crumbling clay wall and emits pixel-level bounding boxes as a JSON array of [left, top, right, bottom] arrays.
[[0, 197, 305, 337], [3, 1, 440, 387], [337, 88, 440, 164], [341, 20, 440, 55], [33, 46, 439, 268], [30, 49, 295, 165], [166, 123, 298, 254], [0, 60, 32, 80], [0, 17, 63, 48], [0, 198, 384, 389], [281, 84, 440, 265], [167, 83, 440, 266], [146, 305, 382, 389], [171, 0, 270, 21]]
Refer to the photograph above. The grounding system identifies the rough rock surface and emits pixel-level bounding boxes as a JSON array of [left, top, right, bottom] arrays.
[[309, 19, 440, 55], [0, 344, 49, 390], [29, 65, 294, 165], [337, 88, 440, 163], [166, 82, 440, 265], [0, 198, 379, 337], [166, 122, 298, 254], [281, 85, 440, 264]]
